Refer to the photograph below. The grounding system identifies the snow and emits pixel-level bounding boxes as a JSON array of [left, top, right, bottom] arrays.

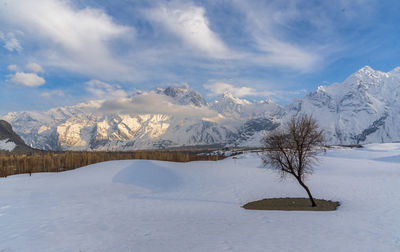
[[0, 139, 16, 151], [0, 86, 281, 150], [0, 144, 400, 251], [4, 65, 400, 151], [1, 65, 400, 151], [283, 66, 400, 145]]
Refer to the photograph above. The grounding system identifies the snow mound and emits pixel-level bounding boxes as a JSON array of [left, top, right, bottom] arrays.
[[112, 160, 181, 192], [373, 155, 400, 163]]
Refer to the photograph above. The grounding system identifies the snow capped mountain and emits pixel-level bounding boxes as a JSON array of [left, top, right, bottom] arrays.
[[285, 66, 400, 144], [2, 66, 400, 150], [211, 93, 283, 123], [156, 86, 207, 107], [2, 101, 103, 150], [1, 86, 280, 150], [211, 92, 251, 115]]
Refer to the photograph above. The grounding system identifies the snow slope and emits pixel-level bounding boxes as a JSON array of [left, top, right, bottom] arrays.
[[0, 144, 399, 251], [0, 138, 16, 151]]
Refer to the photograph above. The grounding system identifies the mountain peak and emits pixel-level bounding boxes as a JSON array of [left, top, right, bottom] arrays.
[[222, 91, 234, 98], [215, 92, 250, 104], [357, 65, 374, 73], [316, 85, 327, 92], [341, 65, 388, 89], [353, 65, 388, 78], [211, 92, 251, 116], [156, 86, 207, 107]]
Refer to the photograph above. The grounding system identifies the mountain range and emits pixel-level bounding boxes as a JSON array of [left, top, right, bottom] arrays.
[[2, 66, 400, 150]]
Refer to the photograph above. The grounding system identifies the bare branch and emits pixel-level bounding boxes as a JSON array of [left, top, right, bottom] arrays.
[[261, 114, 325, 207]]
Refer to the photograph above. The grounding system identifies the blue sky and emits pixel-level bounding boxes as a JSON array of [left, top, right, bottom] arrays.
[[0, 0, 400, 115]]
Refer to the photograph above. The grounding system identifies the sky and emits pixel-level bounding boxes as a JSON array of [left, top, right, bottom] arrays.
[[0, 0, 400, 115]]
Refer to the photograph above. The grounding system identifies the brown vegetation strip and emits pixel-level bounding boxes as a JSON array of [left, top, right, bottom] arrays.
[[242, 198, 340, 211], [0, 150, 226, 177]]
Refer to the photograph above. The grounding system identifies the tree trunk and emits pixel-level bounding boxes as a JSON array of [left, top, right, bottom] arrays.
[[297, 178, 317, 207]]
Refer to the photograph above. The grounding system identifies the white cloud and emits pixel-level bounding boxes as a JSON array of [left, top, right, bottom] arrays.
[[253, 39, 320, 72], [147, 2, 230, 58], [204, 82, 262, 97], [204, 81, 307, 103], [10, 72, 45, 87], [86, 79, 127, 99], [232, 1, 321, 72], [144, 1, 322, 72], [0, 32, 22, 52], [99, 91, 219, 120], [7, 64, 18, 71], [0, 0, 133, 78], [41, 90, 64, 98], [26, 63, 44, 73]]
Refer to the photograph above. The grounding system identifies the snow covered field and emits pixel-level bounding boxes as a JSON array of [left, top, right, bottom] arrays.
[[0, 144, 400, 252]]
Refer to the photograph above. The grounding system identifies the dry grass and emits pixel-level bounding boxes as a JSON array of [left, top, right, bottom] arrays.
[[0, 150, 226, 177]]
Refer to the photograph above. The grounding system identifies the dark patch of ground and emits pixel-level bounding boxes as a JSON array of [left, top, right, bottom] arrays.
[[242, 198, 340, 211]]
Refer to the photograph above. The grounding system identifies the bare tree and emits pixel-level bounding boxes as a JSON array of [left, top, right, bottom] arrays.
[[261, 114, 324, 207]]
